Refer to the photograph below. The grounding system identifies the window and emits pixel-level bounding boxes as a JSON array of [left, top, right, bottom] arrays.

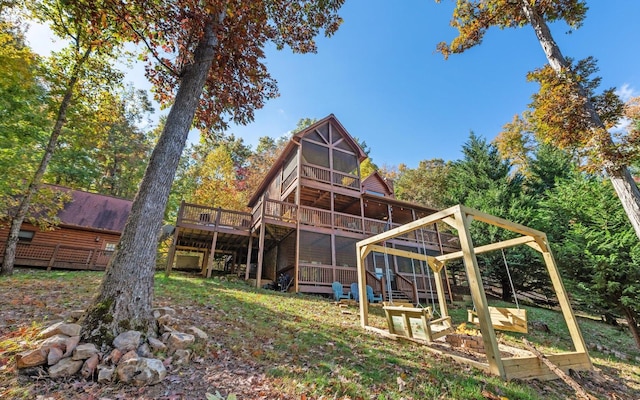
[[105, 243, 117, 252], [18, 230, 35, 242]]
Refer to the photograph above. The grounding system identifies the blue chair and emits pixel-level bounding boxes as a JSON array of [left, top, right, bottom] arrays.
[[366, 285, 383, 303], [332, 281, 350, 301], [350, 282, 359, 302]]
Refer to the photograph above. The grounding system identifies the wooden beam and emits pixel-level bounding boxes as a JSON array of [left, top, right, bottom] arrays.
[[205, 231, 218, 278], [357, 244, 369, 327], [459, 204, 547, 238], [165, 227, 180, 276], [367, 244, 432, 264], [454, 207, 505, 379], [435, 235, 537, 262], [244, 235, 253, 280], [537, 238, 591, 359], [357, 205, 460, 247]]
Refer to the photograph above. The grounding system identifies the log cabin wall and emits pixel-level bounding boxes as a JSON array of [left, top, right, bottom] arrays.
[[0, 223, 120, 250], [0, 223, 122, 270]]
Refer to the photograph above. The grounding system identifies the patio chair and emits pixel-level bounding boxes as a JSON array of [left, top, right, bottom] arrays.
[[332, 281, 350, 301], [350, 282, 359, 302], [366, 285, 383, 303]]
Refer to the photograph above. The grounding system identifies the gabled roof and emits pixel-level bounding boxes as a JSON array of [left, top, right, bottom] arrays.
[[361, 171, 394, 197], [248, 114, 368, 207], [50, 185, 132, 233]]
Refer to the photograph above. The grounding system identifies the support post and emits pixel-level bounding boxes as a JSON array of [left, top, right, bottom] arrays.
[[538, 237, 590, 359], [357, 244, 368, 327], [165, 227, 180, 276], [256, 196, 267, 288], [205, 231, 218, 278], [245, 235, 253, 280], [454, 206, 505, 379]]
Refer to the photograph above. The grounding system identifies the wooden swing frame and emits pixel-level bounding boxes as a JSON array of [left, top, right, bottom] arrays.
[[355, 204, 592, 381]]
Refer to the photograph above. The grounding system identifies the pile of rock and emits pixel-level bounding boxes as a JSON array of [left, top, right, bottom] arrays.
[[445, 333, 485, 352], [15, 307, 208, 386]]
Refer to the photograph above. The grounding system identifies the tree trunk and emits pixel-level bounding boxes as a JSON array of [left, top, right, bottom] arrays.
[[0, 48, 91, 276], [521, 1, 640, 241], [80, 16, 222, 345], [621, 305, 640, 349]]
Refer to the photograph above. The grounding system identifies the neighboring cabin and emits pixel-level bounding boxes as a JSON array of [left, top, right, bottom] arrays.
[[167, 114, 460, 302], [0, 186, 132, 270]]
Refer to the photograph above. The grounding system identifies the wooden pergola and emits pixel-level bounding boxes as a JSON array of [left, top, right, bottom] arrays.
[[355, 204, 592, 380]]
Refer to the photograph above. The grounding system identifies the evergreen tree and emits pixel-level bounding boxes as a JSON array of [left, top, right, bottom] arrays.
[[538, 173, 640, 347], [444, 133, 545, 301]]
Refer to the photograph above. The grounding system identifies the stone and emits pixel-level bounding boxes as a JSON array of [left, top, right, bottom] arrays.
[[157, 315, 180, 327], [47, 347, 64, 366], [97, 365, 115, 383], [39, 322, 81, 339], [49, 358, 83, 378], [72, 343, 99, 360], [39, 334, 69, 352], [120, 350, 138, 364], [173, 349, 191, 366], [107, 348, 123, 365], [63, 336, 80, 357], [148, 337, 167, 352], [138, 342, 153, 358], [81, 354, 100, 378], [186, 326, 208, 341], [116, 357, 166, 386], [113, 330, 142, 352], [153, 307, 176, 319], [166, 332, 195, 353], [67, 310, 85, 321], [16, 348, 47, 369]]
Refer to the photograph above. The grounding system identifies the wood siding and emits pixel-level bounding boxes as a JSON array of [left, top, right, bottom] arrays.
[[0, 223, 120, 270]]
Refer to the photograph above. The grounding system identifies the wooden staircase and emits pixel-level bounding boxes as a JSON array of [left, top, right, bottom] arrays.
[[385, 290, 413, 304]]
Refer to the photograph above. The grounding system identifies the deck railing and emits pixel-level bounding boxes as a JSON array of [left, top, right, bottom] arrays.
[[264, 199, 297, 223], [298, 263, 358, 286], [332, 170, 360, 190], [0, 242, 112, 270], [334, 212, 362, 232], [396, 273, 418, 304], [300, 163, 360, 191], [299, 206, 331, 227], [179, 203, 252, 231]]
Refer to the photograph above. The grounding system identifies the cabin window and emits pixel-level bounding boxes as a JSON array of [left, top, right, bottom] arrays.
[[298, 231, 331, 265], [332, 149, 358, 175], [365, 190, 386, 197], [301, 141, 329, 168], [105, 242, 117, 252], [335, 236, 357, 268], [18, 230, 35, 242]]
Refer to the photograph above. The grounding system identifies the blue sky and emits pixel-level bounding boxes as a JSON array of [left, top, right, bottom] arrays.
[[27, 1, 640, 169]]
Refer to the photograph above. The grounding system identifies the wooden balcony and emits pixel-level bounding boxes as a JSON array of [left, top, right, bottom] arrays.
[[300, 163, 360, 191], [178, 203, 252, 233]]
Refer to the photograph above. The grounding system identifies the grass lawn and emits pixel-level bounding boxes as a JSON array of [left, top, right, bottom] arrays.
[[1, 268, 639, 399]]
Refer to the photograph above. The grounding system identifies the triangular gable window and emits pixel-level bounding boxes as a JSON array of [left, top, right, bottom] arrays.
[[304, 130, 325, 143], [316, 123, 329, 142]]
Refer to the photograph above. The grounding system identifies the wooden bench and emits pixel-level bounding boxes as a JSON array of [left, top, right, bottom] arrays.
[[383, 305, 454, 342], [467, 307, 528, 334]]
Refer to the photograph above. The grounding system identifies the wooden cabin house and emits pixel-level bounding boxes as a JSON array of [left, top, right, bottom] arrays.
[[166, 115, 460, 302], [0, 186, 132, 270]]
